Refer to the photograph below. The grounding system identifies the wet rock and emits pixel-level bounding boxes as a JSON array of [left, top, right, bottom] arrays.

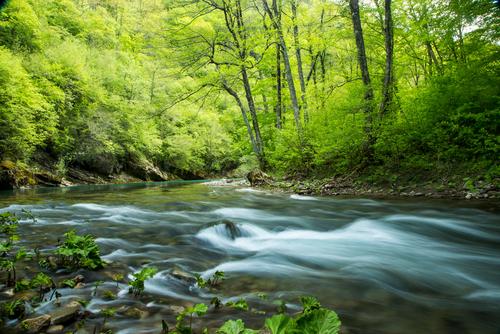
[[223, 220, 241, 239], [15, 290, 38, 301], [73, 275, 85, 283], [170, 267, 196, 284], [74, 283, 85, 289], [123, 307, 148, 319], [46, 324, 64, 333], [47, 256, 58, 269], [19, 314, 51, 333], [49, 301, 81, 325], [165, 305, 185, 314], [247, 170, 272, 186]]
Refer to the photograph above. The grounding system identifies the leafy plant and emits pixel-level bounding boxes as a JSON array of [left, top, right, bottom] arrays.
[[55, 230, 104, 270], [128, 267, 157, 296], [194, 270, 225, 289], [61, 278, 77, 288], [0, 299, 25, 319], [30, 272, 54, 300], [112, 273, 124, 287], [216, 319, 257, 334], [225, 299, 249, 311], [175, 303, 208, 334], [262, 297, 341, 334], [103, 290, 116, 300]]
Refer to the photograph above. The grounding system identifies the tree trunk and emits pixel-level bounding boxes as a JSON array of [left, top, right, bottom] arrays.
[[275, 42, 282, 128], [349, 0, 374, 158], [222, 82, 263, 167], [379, 0, 394, 116], [272, 0, 282, 129], [263, 0, 302, 134], [241, 66, 265, 163], [291, 0, 308, 122]]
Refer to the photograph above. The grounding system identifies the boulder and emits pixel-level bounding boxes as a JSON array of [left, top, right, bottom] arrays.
[[49, 301, 82, 325], [19, 314, 51, 334], [246, 170, 272, 186], [46, 325, 64, 334], [122, 307, 148, 319], [170, 267, 196, 284]]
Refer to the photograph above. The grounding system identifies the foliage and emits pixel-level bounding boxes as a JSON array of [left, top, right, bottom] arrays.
[[128, 267, 157, 296], [175, 303, 209, 334], [195, 270, 225, 289], [216, 319, 257, 334], [225, 299, 249, 311], [55, 230, 103, 270]]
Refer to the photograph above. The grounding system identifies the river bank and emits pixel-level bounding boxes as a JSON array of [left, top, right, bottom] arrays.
[[247, 171, 499, 201]]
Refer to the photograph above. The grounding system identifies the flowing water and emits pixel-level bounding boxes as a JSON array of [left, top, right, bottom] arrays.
[[0, 181, 499, 334]]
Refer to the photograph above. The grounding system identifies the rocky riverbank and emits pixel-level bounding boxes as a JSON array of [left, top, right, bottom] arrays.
[[247, 171, 499, 201]]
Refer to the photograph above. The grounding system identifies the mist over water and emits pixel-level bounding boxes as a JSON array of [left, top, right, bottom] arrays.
[[0, 182, 499, 334]]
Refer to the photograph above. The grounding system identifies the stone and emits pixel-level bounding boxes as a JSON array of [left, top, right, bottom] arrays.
[[165, 305, 185, 314], [123, 307, 148, 319], [46, 325, 64, 333], [15, 290, 38, 301], [73, 275, 85, 283], [19, 314, 51, 334], [246, 170, 272, 186], [170, 268, 196, 283], [74, 282, 85, 289], [49, 301, 82, 325]]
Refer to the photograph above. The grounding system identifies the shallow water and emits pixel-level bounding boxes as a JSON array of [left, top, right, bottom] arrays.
[[0, 181, 499, 333]]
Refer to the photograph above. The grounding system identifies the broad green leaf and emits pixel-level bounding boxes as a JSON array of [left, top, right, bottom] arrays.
[[295, 309, 341, 334], [265, 314, 294, 334]]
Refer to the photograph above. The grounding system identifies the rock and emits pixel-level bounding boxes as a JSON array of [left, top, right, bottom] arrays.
[[74, 283, 86, 289], [170, 267, 196, 283], [123, 307, 148, 319], [246, 170, 272, 186], [125, 158, 172, 181], [49, 301, 82, 325], [47, 256, 58, 269], [165, 305, 185, 314], [465, 192, 473, 200], [46, 325, 64, 333], [19, 314, 51, 334], [223, 220, 241, 239], [73, 275, 85, 283], [15, 290, 38, 301]]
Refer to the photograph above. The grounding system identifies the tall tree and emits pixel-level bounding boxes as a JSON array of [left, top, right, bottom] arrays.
[[379, 0, 395, 115], [291, 0, 308, 122], [349, 0, 374, 157], [262, 0, 302, 134]]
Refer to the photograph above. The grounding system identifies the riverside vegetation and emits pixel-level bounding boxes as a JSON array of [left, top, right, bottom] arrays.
[[0, 210, 341, 333], [0, 0, 498, 195]]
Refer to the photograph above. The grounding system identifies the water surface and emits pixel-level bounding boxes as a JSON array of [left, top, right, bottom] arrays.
[[1, 182, 499, 334]]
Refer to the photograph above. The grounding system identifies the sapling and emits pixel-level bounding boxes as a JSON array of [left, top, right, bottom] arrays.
[[128, 267, 157, 296]]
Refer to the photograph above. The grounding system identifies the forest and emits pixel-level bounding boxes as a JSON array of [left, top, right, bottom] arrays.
[[0, 0, 499, 189], [0, 1, 499, 333]]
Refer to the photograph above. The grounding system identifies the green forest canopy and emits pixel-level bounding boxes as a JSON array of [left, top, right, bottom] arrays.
[[0, 0, 498, 181]]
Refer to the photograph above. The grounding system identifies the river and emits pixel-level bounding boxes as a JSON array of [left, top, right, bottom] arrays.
[[0, 181, 499, 333]]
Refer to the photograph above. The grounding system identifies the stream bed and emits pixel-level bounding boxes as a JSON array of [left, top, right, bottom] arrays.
[[0, 181, 499, 334]]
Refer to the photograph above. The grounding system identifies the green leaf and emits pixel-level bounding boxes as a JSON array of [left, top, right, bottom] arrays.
[[192, 303, 208, 316], [217, 319, 257, 334], [295, 309, 341, 334], [265, 314, 294, 334], [300, 296, 321, 313]]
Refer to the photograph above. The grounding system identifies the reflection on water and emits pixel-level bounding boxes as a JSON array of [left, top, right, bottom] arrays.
[[0, 182, 499, 334]]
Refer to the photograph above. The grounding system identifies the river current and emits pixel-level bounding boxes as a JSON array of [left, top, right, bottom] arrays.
[[0, 181, 499, 333]]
